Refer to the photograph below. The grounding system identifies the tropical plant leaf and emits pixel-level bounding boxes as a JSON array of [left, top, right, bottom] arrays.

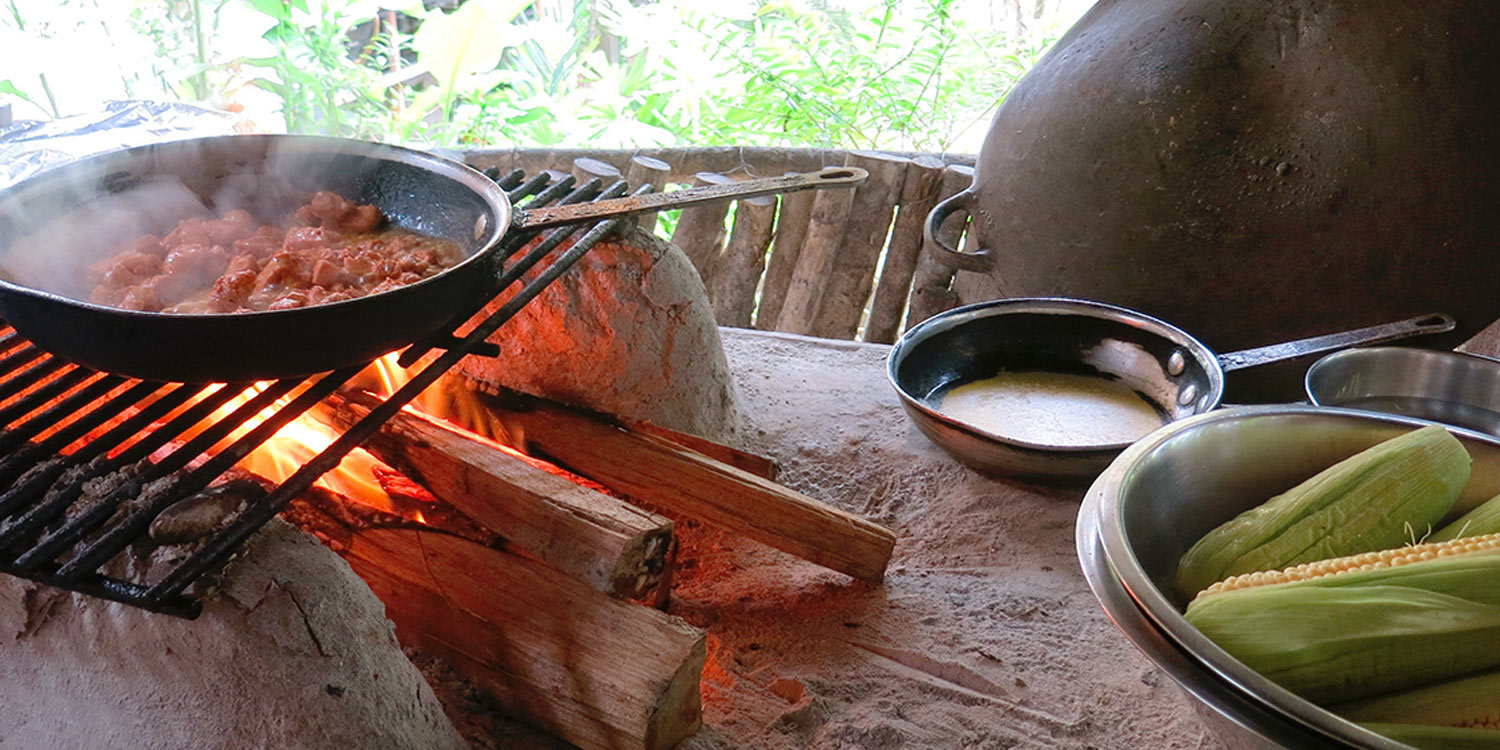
[[0, 79, 36, 106], [413, 0, 535, 96]]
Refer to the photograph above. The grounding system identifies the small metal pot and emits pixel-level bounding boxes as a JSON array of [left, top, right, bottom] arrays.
[[887, 298, 1454, 480], [1307, 347, 1500, 438], [1080, 405, 1500, 749]]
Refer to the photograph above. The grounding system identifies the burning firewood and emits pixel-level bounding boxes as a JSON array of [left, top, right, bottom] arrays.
[[454, 383, 897, 581], [287, 494, 706, 750], [318, 391, 675, 601]]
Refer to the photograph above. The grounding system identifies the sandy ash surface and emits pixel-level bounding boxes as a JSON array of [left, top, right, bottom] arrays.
[[471, 327, 1221, 750]]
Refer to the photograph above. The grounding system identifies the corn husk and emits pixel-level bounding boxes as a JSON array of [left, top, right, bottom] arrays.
[[1432, 492, 1500, 542], [1357, 723, 1500, 749], [1183, 548, 1500, 704], [1335, 669, 1500, 731], [1174, 424, 1469, 599]]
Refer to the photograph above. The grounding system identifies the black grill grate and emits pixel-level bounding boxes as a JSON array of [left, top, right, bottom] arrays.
[[0, 167, 639, 617]]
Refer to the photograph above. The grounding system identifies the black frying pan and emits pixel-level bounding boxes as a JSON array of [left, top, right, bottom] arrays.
[[0, 135, 864, 383]]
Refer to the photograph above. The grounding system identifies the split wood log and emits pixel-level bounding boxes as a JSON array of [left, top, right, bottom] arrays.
[[625, 155, 672, 235], [865, 155, 947, 344], [290, 500, 706, 750], [808, 150, 909, 340], [463, 387, 896, 581], [669, 172, 737, 281], [628, 420, 779, 481], [906, 164, 975, 327], [320, 391, 673, 600], [755, 173, 817, 331], [708, 195, 777, 327], [775, 186, 856, 336]]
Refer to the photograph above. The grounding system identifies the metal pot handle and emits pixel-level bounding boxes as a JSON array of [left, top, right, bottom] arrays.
[[923, 189, 991, 272], [1216, 312, 1457, 372]]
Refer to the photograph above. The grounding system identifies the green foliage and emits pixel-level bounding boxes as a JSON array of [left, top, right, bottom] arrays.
[[239, 0, 412, 139], [0, 79, 37, 107], [11, 0, 1066, 152]]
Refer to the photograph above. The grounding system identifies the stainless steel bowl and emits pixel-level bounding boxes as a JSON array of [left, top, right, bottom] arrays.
[[1078, 405, 1500, 748], [1307, 347, 1500, 438]]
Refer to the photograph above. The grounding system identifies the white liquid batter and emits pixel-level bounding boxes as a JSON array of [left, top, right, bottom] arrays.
[[935, 371, 1165, 447]]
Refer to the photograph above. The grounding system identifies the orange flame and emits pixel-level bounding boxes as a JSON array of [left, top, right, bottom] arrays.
[[208, 353, 443, 515]]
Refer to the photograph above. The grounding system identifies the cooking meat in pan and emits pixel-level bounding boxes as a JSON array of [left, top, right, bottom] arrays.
[[88, 191, 465, 314]]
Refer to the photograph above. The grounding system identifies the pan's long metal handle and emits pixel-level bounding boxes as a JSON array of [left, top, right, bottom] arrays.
[[512, 166, 868, 230], [1217, 313, 1457, 372]]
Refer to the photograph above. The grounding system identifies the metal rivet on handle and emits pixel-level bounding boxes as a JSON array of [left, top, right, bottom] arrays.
[[1178, 383, 1198, 406], [1167, 350, 1187, 376]]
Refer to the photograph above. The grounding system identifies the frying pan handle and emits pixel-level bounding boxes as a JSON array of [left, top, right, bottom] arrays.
[[513, 167, 868, 230], [1216, 313, 1457, 372], [924, 189, 992, 272]]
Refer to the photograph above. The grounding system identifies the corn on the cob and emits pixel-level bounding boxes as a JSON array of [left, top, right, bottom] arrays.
[[1174, 424, 1469, 600], [1182, 539, 1500, 704], [1356, 723, 1500, 749], [1194, 532, 1500, 601], [1431, 492, 1500, 542], [1335, 670, 1500, 732]]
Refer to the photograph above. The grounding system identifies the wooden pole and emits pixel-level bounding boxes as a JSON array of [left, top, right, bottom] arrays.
[[864, 155, 947, 344], [807, 150, 909, 340], [319, 392, 674, 600], [755, 173, 817, 331], [625, 155, 672, 236], [668, 172, 736, 283], [906, 164, 975, 328], [296, 505, 706, 750], [572, 156, 622, 186], [707, 195, 777, 328], [775, 187, 856, 336], [467, 389, 896, 581]]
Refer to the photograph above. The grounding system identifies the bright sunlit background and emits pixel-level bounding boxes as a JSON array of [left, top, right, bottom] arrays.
[[0, 0, 1093, 153]]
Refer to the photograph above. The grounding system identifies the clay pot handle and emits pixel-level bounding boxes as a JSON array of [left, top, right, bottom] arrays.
[[924, 189, 992, 272]]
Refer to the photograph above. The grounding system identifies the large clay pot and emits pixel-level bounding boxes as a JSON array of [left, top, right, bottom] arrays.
[[927, 0, 1500, 400]]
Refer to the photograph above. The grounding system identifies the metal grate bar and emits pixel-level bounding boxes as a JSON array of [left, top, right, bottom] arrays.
[[395, 174, 603, 368], [0, 382, 261, 563], [0, 383, 204, 522], [0, 342, 38, 369], [0, 368, 98, 433], [0, 374, 124, 455], [506, 171, 552, 202], [489, 167, 525, 190], [37, 380, 164, 457], [0, 380, 164, 489], [0, 357, 67, 406], [0, 563, 200, 618], [55, 366, 361, 581]]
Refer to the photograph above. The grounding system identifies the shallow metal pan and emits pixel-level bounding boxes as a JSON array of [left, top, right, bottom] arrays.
[[887, 298, 1454, 480]]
